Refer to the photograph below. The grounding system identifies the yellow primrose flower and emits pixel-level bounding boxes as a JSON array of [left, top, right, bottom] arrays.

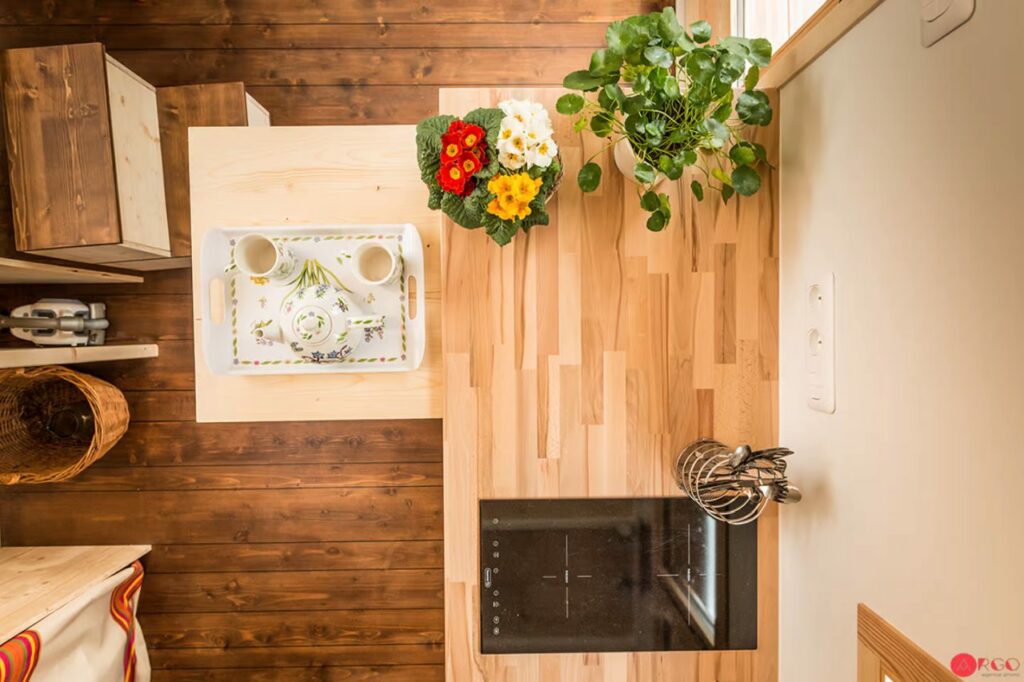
[[487, 172, 543, 221], [487, 174, 515, 196]]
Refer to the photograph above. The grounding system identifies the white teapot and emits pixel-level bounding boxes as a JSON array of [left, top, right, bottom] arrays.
[[249, 284, 384, 363]]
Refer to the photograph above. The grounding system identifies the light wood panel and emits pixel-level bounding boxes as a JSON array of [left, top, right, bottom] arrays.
[[188, 125, 441, 422], [857, 604, 958, 682], [104, 54, 171, 259], [760, 0, 885, 89], [0, 343, 158, 369], [441, 87, 779, 680], [0, 257, 143, 284], [0, 545, 150, 642]]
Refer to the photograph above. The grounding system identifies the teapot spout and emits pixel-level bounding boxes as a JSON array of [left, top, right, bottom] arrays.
[[249, 319, 283, 345]]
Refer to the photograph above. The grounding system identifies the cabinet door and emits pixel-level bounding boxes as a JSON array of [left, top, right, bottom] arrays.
[[1, 43, 121, 255]]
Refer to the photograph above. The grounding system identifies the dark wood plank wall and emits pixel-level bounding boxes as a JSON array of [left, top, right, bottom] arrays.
[[0, 1, 663, 679]]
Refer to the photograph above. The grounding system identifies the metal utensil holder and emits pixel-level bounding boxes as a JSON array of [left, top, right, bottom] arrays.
[[673, 439, 802, 525]]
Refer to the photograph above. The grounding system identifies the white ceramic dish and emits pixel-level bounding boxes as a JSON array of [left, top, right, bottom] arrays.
[[199, 224, 426, 376]]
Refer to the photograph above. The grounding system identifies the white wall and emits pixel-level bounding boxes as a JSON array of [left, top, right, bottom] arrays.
[[779, 1, 1024, 679]]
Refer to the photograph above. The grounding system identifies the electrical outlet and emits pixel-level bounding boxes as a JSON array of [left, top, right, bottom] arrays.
[[921, 0, 975, 47], [805, 275, 836, 414]]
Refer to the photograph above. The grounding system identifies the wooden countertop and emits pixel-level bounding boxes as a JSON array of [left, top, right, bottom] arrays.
[[0, 545, 150, 643], [188, 125, 442, 422], [441, 87, 780, 680]]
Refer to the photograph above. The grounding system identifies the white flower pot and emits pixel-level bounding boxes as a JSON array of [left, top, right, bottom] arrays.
[[613, 138, 666, 187]]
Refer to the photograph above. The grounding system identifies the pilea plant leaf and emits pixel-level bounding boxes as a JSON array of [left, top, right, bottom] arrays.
[[556, 93, 585, 115], [578, 162, 602, 192]]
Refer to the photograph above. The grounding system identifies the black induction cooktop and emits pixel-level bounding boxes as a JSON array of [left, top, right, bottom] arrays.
[[479, 497, 757, 654]]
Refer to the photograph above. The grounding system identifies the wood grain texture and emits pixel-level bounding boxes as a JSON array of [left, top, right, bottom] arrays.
[[857, 604, 958, 682], [188, 125, 442, 422], [0, 545, 150, 642], [0, 3, 672, 679], [441, 87, 779, 681], [0, 43, 121, 252], [0, 1, 655, 24], [157, 82, 249, 258], [104, 54, 171, 258], [760, 0, 885, 89], [0, 257, 143, 284]]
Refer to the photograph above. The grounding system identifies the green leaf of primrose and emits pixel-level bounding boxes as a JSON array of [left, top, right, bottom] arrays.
[[572, 117, 588, 133], [646, 211, 668, 232], [563, 69, 604, 92], [578, 162, 603, 192], [640, 190, 661, 212], [690, 180, 705, 201], [683, 149, 698, 166], [690, 20, 712, 44], [729, 143, 756, 166], [736, 90, 773, 126], [721, 184, 735, 203], [731, 165, 762, 196], [633, 162, 657, 184], [749, 38, 773, 67], [744, 65, 760, 91], [556, 93, 585, 115], [643, 45, 673, 68]]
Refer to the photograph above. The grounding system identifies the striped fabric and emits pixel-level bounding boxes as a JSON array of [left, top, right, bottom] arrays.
[[108, 561, 145, 682], [0, 631, 41, 682]]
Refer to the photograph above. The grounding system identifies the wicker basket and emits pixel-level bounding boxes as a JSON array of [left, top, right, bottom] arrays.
[[0, 366, 129, 484]]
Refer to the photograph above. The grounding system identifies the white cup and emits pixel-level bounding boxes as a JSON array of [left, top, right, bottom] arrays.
[[234, 234, 296, 282], [353, 242, 400, 286]]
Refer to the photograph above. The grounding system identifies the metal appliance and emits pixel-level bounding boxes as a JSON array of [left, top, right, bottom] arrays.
[[479, 497, 757, 654], [1, 299, 109, 347]]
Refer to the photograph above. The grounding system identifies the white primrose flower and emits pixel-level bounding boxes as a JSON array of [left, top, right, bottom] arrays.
[[525, 137, 558, 168], [524, 118, 553, 144], [499, 150, 526, 170], [499, 99, 534, 125]]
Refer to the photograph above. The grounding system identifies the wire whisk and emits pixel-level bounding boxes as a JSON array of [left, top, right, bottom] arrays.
[[673, 439, 802, 525]]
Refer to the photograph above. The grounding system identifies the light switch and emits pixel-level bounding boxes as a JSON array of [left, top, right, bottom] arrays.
[[805, 275, 835, 414], [921, 0, 974, 47]]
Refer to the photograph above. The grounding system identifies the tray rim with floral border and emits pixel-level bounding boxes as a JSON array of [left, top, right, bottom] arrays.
[[199, 223, 425, 376]]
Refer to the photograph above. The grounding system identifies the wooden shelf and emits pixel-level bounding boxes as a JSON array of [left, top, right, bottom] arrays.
[[0, 344, 158, 369], [0, 545, 151, 643], [0, 257, 143, 285]]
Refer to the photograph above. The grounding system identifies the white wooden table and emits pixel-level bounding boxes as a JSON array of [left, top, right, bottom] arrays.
[[188, 126, 442, 422]]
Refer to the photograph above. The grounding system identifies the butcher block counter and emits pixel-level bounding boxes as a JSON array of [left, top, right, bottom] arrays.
[[441, 87, 780, 680], [0, 545, 150, 643]]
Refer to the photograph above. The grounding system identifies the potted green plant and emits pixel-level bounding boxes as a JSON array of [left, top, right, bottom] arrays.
[[415, 99, 563, 246], [557, 8, 774, 232]]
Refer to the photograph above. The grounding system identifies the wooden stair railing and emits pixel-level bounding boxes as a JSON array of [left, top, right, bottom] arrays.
[[858, 603, 958, 682]]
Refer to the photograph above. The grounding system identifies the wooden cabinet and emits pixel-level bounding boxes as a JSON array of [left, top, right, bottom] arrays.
[[1, 43, 170, 267], [117, 82, 270, 270]]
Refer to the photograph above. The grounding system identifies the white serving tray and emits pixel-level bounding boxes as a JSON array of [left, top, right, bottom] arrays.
[[200, 224, 425, 375]]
